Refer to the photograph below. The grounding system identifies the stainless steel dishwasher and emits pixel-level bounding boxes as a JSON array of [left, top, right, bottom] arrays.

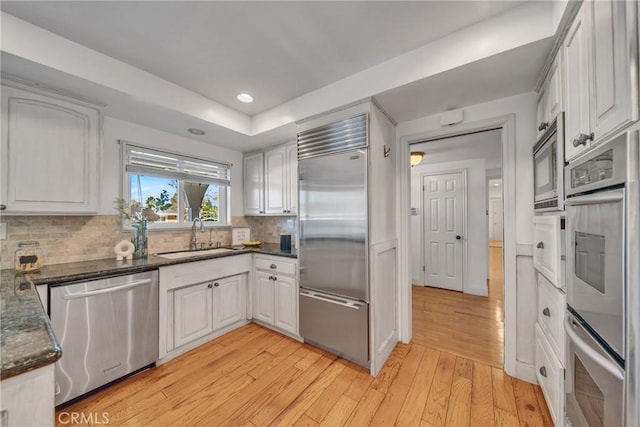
[[49, 270, 159, 406]]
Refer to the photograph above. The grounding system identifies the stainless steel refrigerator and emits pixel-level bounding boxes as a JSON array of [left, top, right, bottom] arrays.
[[298, 113, 369, 368]]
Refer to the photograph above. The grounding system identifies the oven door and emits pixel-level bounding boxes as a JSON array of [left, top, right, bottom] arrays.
[[534, 131, 558, 202], [565, 188, 625, 360], [564, 314, 624, 427]]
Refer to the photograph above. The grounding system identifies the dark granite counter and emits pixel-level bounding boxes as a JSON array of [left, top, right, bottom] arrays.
[[0, 244, 295, 378], [0, 275, 61, 379]]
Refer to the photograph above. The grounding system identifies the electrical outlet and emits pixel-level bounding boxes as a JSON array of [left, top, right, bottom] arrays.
[[0, 223, 6, 240]]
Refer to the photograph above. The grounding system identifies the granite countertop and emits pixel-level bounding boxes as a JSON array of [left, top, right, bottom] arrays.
[[0, 243, 296, 378], [0, 275, 61, 379]]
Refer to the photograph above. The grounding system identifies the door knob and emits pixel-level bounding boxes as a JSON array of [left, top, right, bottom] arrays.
[[536, 241, 544, 249], [539, 366, 547, 377], [456, 235, 462, 240]]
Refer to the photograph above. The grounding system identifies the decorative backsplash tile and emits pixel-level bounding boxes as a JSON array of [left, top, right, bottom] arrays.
[[0, 214, 296, 269]]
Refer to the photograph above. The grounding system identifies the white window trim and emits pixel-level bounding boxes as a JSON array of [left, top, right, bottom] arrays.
[[119, 140, 232, 230]]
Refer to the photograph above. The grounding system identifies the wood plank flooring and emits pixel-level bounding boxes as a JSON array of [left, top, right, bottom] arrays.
[[56, 242, 552, 426], [412, 244, 504, 367]]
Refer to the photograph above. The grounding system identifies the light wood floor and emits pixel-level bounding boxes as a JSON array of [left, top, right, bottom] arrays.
[[412, 244, 504, 368], [57, 245, 552, 427]]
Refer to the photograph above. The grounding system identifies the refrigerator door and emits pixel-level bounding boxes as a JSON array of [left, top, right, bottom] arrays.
[[299, 150, 368, 301], [299, 289, 369, 367]]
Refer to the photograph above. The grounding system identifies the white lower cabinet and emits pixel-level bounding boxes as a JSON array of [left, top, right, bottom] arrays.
[[254, 271, 275, 324], [273, 275, 297, 334], [536, 324, 565, 427], [174, 281, 214, 348], [213, 275, 246, 330], [253, 255, 298, 336]]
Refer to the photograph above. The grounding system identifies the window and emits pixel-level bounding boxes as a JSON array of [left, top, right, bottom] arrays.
[[122, 143, 231, 228]]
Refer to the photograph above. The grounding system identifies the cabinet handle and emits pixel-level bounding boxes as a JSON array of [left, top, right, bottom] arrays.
[[572, 132, 594, 147], [538, 122, 549, 132], [0, 409, 8, 427], [214, 282, 219, 287], [208, 283, 213, 288], [0, 204, 5, 211], [539, 366, 547, 377], [536, 241, 544, 249], [259, 210, 264, 214], [270, 264, 277, 269], [272, 276, 277, 281], [542, 307, 550, 317]]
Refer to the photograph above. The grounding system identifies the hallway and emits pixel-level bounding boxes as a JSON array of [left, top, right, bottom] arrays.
[[412, 242, 504, 367]]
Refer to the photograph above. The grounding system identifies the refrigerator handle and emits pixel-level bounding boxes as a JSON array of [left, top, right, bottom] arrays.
[[300, 290, 364, 310]]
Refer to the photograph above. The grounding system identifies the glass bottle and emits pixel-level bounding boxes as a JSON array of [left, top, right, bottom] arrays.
[[15, 241, 45, 272]]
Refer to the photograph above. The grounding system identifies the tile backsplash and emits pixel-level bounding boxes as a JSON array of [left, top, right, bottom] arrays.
[[0, 214, 297, 269]]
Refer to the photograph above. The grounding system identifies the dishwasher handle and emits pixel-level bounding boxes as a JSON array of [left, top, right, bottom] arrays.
[[62, 278, 153, 300]]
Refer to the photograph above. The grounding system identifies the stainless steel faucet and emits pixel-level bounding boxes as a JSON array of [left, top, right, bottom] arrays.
[[191, 217, 205, 250]]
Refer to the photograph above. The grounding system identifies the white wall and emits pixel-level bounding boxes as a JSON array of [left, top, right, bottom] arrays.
[[397, 91, 538, 379], [411, 158, 487, 296], [100, 116, 244, 216]]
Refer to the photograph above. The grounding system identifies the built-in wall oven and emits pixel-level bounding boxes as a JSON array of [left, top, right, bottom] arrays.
[[534, 113, 565, 212], [564, 133, 627, 426]]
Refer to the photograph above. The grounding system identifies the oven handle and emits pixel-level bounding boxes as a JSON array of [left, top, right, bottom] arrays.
[[564, 192, 624, 206], [564, 316, 624, 380], [61, 279, 153, 300]]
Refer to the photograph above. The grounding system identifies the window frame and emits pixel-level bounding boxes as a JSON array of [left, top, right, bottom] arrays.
[[120, 141, 232, 230]]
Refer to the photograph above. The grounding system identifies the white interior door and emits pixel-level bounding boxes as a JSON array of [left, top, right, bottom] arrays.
[[490, 198, 504, 241], [422, 172, 464, 291]]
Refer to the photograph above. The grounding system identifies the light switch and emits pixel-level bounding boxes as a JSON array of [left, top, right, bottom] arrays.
[[0, 223, 6, 240]]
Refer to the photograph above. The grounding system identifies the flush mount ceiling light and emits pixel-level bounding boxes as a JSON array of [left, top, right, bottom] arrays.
[[236, 93, 254, 103], [188, 128, 205, 136], [410, 152, 425, 167]]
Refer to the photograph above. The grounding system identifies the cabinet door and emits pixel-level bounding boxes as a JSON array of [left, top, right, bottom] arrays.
[[264, 147, 287, 214], [564, 5, 592, 161], [533, 215, 562, 288], [589, 0, 635, 143], [1, 85, 100, 213], [254, 271, 275, 325], [244, 152, 264, 215], [546, 56, 563, 121], [535, 325, 565, 427], [273, 275, 297, 335], [286, 144, 298, 214], [536, 89, 548, 139], [174, 282, 213, 348], [212, 275, 245, 331]]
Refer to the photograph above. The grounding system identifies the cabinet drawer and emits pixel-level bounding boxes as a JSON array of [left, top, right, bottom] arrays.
[[537, 273, 566, 364], [533, 215, 563, 288], [255, 256, 296, 276], [535, 324, 565, 427]]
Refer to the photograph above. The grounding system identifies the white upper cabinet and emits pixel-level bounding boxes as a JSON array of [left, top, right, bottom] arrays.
[[563, 0, 637, 162], [1, 84, 100, 214], [536, 55, 563, 140], [244, 142, 297, 216], [264, 146, 287, 214], [243, 152, 264, 215], [588, 0, 636, 143], [564, 4, 592, 161], [286, 144, 298, 215]]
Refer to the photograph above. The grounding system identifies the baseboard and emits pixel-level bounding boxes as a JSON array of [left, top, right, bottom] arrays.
[[515, 360, 538, 385], [465, 286, 488, 297]]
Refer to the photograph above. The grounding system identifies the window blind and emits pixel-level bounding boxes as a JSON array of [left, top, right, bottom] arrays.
[[124, 144, 231, 186]]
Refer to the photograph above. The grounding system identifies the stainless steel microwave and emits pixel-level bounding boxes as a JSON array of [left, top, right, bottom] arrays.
[[533, 113, 565, 212]]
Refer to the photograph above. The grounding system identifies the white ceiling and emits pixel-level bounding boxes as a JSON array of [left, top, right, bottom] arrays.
[[1, 1, 525, 116], [0, 1, 557, 152]]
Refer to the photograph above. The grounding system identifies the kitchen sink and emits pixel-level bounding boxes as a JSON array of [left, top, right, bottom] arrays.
[[156, 248, 234, 259]]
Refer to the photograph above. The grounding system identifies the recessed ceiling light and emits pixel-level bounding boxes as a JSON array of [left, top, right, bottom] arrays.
[[237, 93, 254, 103], [493, 183, 501, 187], [188, 128, 205, 136]]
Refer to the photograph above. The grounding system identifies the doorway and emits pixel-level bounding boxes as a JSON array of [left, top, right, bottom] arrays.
[[409, 129, 505, 368]]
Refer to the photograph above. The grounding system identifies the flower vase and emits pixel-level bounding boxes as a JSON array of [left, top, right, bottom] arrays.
[[131, 221, 148, 258]]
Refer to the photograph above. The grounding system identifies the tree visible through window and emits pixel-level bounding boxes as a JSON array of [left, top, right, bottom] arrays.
[[124, 144, 230, 227]]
